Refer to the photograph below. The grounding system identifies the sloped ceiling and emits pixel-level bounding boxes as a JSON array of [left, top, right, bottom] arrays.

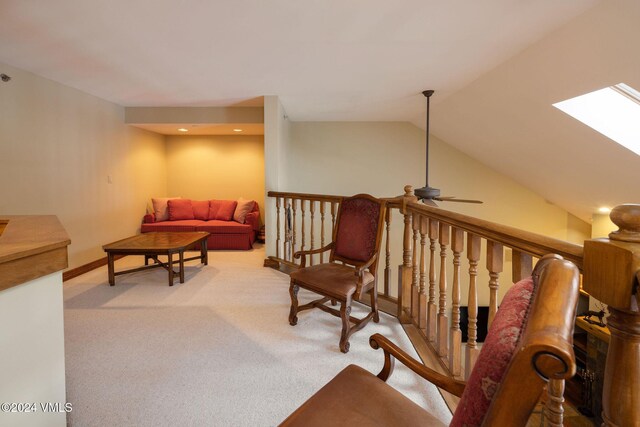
[[0, 0, 596, 120], [2, 0, 627, 222], [427, 0, 640, 221]]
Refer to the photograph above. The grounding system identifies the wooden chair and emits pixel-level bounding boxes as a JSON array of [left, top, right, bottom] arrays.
[[280, 254, 580, 426], [288, 194, 386, 353]]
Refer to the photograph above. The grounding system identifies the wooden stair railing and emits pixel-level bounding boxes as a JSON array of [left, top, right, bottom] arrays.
[[265, 188, 639, 427]]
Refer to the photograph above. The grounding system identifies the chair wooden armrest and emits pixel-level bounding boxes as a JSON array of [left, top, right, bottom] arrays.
[[369, 333, 466, 397], [352, 253, 378, 298], [293, 243, 335, 267], [355, 253, 377, 276]]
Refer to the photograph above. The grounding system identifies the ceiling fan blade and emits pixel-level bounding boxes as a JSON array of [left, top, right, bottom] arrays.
[[421, 198, 439, 207], [434, 196, 483, 204]]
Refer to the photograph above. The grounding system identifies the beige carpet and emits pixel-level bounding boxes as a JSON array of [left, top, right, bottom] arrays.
[[63, 244, 452, 426]]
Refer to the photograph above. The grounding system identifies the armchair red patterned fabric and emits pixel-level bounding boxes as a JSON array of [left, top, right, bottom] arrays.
[[334, 198, 381, 262], [450, 276, 535, 426]]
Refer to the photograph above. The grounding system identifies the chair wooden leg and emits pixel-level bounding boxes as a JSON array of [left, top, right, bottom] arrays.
[[330, 299, 337, 306], [339, 299, 352, 353], [289, 283, 300, 326], [370, 288, 380, 323]]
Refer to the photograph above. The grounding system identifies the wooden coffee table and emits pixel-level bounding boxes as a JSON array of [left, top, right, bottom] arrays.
[[102, 232, 210, 286]]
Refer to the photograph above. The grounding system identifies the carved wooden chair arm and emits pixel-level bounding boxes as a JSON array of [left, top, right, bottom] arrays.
[[293, 243, 335, 268], [355, 253, 378, 276], [369, 333, 466, 398], [353, 253, 378, 298]]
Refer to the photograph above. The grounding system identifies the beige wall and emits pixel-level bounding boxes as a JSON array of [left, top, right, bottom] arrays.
[[285, 121, 589, 243], [0, 62, 167, 268], [165, 135, 265, 221]]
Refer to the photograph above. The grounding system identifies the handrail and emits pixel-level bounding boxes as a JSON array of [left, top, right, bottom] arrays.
[[406, 201, 584, 269], [268, 190, 583, 269], [267, 191, 342, 202]]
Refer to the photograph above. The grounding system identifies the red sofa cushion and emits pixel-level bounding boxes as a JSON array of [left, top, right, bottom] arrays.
[[152, 197, 181, 222], [141, 219, 204, 233], [197, 220, 253, 234], [233, 198, 256, 224], [208, 200, 237, 221], [192, 200, 210, 220], [168, 199, 195, 220]]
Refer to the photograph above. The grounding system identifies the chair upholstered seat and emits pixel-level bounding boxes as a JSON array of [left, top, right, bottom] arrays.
[[290, 263, 375, 299], [280, 365, 447, 427]]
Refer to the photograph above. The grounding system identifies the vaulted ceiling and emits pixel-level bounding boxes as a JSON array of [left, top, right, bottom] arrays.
[[3, 0, 638, 221]]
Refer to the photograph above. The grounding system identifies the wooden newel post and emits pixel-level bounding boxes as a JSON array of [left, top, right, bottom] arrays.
[[583, 204, 640, 427], [399, 185, 418, 323]]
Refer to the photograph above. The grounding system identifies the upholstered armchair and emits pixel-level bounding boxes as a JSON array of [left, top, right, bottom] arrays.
[[281, 254, 581, 426], [288, 194, 386, 353]]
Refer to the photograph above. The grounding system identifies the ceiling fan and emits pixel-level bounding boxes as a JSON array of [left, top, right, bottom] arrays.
[[413, 90, 483, 207]]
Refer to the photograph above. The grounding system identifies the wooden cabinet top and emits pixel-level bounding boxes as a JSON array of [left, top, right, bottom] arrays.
[[0, 216, 71, 291]]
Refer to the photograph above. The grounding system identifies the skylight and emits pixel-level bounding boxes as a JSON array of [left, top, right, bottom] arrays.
[[553, 83, 640, 156]]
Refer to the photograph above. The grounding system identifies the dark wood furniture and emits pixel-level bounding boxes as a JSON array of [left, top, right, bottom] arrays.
[[102, 231, 209, 286], [280, 255, 581, 426], [288, 194, 386, 353]]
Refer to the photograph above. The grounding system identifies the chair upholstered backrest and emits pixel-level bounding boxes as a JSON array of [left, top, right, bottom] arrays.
[[331, 194, 386, 271], [451, 255, 580, 427]]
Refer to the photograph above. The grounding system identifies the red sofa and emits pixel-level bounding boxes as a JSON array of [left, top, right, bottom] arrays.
[[141, 199, 260, 250]]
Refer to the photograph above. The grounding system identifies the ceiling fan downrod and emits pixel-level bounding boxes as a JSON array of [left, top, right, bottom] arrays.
[[414, 89, 441, 200]]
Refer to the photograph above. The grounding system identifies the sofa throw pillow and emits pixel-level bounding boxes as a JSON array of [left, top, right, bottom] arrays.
[[152, 197, 181, 222], [192, 200, 210, 220], [208, 200, 238, 221], [450, 276, 535, 427], [234, 198, 256, 224], [168, 199, 195, 220]]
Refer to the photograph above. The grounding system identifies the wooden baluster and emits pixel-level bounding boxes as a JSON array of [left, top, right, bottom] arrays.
[[276, 197, 281, 260], [545, 380, 565, 427], [419, 216, 428, 331], [465, 233, 481, 379], [412, 212, 420, 323], [300, 199, 306, 257], [398, 185, 417, 322], [320, 202, 326, 264], [486, 241, 503, 328], [285, 198, 291, 262], [292, 198, 297, 260], [512, 250, 532, 282], [384, 207, 392, 297], [450, 227, 464, 377], [400, 205, 413, 321], [309, 200, 315, 266], [427, 218, 439, 342], [437, 223, 450, 357], [331, 202, 337, 236]]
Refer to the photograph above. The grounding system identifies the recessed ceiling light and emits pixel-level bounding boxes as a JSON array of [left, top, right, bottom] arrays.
[[598, 207, 612, 214], [233, 129, 243, 132], [178, 128, 189, 132]]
